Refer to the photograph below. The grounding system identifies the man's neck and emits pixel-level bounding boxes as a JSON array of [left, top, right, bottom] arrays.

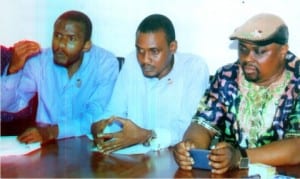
[[67, 58, 83, 78], [255, 67, 285, 87], [157, 55, 174, 80]]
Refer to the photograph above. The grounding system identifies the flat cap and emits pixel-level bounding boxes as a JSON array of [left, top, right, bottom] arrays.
[[230, 13, 289, 45]]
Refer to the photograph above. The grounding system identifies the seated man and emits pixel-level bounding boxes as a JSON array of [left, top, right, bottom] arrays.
[[91, 14, 210, 154], [1, 10, 119, 143], [173, 13, 300, 174]]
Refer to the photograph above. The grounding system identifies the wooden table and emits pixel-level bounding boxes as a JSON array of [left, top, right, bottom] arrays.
[[1, 136, 299, 178]]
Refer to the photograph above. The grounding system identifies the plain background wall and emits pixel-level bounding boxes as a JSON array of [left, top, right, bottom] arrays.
[[1, 0, 299, 74]]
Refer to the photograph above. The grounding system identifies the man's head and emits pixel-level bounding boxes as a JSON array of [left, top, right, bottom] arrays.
[[52, 10, 92, 74], [230, 13, 289, 86], [135, 14, 177, 79]]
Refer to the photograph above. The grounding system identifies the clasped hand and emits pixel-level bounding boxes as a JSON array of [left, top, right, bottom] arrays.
[[91, 116, 150, 154], [173, 141, 240, 174]]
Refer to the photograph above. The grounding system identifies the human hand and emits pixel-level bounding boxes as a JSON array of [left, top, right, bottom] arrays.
[[8, 40, 40, 74], [173, 140, 196, 170], [91, 117, 112, 139], [209, 142, 240, 174], [93, 116, 150, 154], [18, 125, 58, 144], [91, 118, 115, 149]]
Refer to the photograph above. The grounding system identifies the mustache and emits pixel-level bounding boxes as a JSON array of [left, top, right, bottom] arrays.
[[53, 48, 66, 56], [141, 64, 155, 70], [241, 62, 258, 69]]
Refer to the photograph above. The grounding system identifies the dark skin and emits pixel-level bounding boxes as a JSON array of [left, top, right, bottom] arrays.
[[91, 116, 151, 154], [173, 41, 300, 174], [135, 30, 177, 79], [8, 40, 41, 74], [238, 40, 287, 87], [91, 30, 177, 154], [52, 19, 91, 77], [17, 19, 91, 144]]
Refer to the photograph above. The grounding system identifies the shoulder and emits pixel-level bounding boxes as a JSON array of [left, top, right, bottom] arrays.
[[1, 45, 12, 58], [122, 51, 140, 69], [174, 52, 209, 74], [285, 51, 300, 79], [1, 46, 12, 71], [212, 62, 239, 81], [88, 44, 116, 59], [175, 52, 207, 65], [86, 44, 118, 67], [25, 48, 52, 66]]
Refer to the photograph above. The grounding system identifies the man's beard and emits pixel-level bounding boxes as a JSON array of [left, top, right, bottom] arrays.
[[242, 63, 260, 82]]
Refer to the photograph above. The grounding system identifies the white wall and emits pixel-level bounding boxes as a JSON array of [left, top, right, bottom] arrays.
[[1, 0, 300, 74]]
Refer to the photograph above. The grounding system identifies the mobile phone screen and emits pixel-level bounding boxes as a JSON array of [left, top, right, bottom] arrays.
[[189, 149, 211, 170]]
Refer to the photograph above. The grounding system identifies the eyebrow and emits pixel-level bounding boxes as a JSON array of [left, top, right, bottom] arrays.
[[135, 44, 159, 50], [239, 41, 272, 48]]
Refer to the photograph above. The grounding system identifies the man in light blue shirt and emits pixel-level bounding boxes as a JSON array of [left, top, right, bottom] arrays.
[[92, 14, 209, 154], [1, 10, 119, 143]]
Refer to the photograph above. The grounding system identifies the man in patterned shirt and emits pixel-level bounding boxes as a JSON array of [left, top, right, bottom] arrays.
[[173, 13, 300, 174]]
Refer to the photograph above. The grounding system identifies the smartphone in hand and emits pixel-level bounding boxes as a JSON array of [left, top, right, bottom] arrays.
[[189, 149, 211, 170]]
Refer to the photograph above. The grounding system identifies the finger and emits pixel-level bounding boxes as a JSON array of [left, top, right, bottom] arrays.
[[23, 135, 40, 143], [96, 132, 114, 140], [211, 166, 230, 174], [105, 142, 125, 154], [18, 132, 30, 143], [101, 140, 123, 154], [178, 143, 190, 156], [15, 42, 39, 51], [94, 137, 105, 146], [209, 149, 226, 163], [100, 135, 120, 147], [209, 159, 227, 170], [173, 143, 194, 170], [18, 131, 40, 143], [180, 165, 193, 171], [110, 116, 126, 125], [210, 143, 229, 156], [14, 43, 39, 57], [174, 153, 194, 171], [214, 141, 229, 149], [23, 46, 41, 56], [16, 45, 40, 60], [185, 141, 196, 150], [14, 40, 40, 49], [209, 150, 230, 170], [92, 119, 111, 137], [18, 128, 35, 140], [174, 149, 194, 166]]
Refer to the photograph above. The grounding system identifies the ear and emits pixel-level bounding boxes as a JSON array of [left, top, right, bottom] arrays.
[[169, 40, 178, 54], [280, 44, 289, 58], [82, 40, 92, 52]]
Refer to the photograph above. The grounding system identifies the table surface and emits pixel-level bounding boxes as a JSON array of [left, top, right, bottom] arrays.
[[1, 136, 299, 178]]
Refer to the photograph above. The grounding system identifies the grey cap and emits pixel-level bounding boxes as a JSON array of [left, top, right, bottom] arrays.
[[230, 13, 289, 45]]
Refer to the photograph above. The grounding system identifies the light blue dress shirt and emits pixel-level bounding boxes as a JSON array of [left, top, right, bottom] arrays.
[[1, 45, 119, 139], [101, 52, 210, 149]]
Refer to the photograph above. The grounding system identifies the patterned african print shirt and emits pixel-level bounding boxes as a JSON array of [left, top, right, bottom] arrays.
[[193, 51, 300, 149]]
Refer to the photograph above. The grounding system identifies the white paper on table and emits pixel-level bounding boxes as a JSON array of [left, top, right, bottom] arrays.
[[0, 136, 41, 156], [248, 163, 277, 179]]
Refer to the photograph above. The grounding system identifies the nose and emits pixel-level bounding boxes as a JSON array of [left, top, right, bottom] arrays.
[[243, 50, 256, 63], [143, 51, 152, 64], [58, 37, 67, 49]]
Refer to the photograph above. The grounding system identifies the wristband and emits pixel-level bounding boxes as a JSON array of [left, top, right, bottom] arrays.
[[238, 148, 249, 169], [142, 130, 157, 147]]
